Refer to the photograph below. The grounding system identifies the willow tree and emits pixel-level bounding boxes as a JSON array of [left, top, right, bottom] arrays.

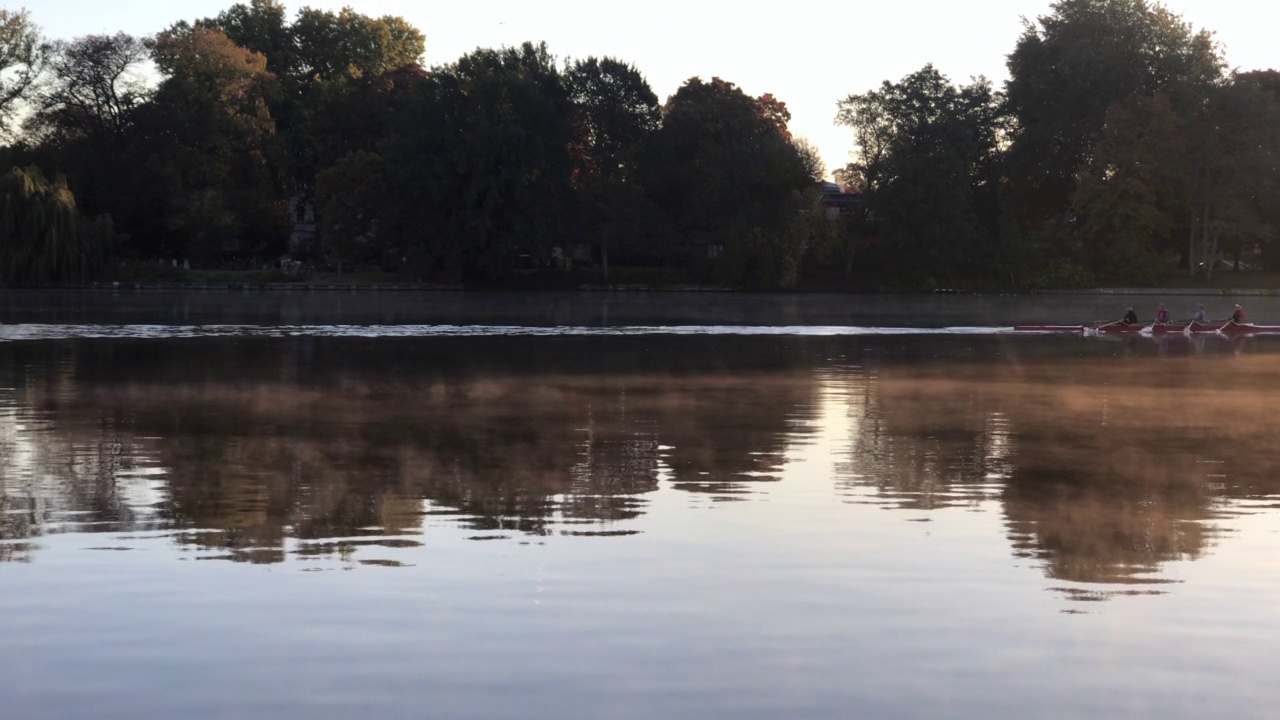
[[0, 166, 111, 283]]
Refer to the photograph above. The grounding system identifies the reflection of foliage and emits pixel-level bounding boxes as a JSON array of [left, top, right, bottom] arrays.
[[0, 337, 819, 563], [854, 355, 1280, 588]]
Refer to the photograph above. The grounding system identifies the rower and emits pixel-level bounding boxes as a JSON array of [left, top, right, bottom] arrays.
[[1155, 303, 1170, 324], [1232, 304, 1246, 323], [1122, 306, 1139, 324], [1193, 304, 1206, 323]]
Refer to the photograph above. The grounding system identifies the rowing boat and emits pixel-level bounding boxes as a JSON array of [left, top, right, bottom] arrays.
[[1012, 321, 1280, 335]]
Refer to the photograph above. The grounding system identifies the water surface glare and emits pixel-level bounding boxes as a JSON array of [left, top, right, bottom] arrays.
[[2, 332, 1279, 719]]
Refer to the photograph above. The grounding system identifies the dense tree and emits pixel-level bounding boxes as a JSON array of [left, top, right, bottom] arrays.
[[1005, 0, 1223, 224], [145, 26, 284, 261], [200, 0, 296, 78], [4, 1, 1273, 288], [193, 1, 425, 255], [642, 77, 810, 285], [564, 57, 658, 183], [291, 7, 423, 85], [564, 56, 660, 276], [1073, 75, 1280, 281], [380, 42, 576, 280], [838, 65, 1006, 284], [791, 137, 826, 183], [0, 9, 44, 135], [1182, 78, 1280, 277], [1072, 92, 1185, 280], [1236, 71, 1280, 270], [315, 150, 386, 274], [0, 166, 111, 283]]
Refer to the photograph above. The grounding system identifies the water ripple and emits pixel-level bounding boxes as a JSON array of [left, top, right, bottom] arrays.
[[0, 323, 1016, 341]]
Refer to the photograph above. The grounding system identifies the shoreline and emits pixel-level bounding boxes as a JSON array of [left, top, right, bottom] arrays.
[[0, 282, 1277, 296]]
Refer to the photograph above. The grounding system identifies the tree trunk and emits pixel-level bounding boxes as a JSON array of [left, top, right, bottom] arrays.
[[1188, 221, 1197, 277]]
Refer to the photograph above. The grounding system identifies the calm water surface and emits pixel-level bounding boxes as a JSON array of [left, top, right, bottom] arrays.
[[2, 313, 1280, 718]]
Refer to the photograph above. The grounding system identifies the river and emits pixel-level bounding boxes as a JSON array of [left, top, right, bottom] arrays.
[[1, 291, 1277, 719]]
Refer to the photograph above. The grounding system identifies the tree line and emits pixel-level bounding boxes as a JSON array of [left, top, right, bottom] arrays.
[[1, 0, 1277, 290]]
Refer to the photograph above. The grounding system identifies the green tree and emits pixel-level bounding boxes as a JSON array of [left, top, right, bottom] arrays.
[[381, 42, 575, 280], [291, 7, 423, 85], [564, 56, 660, 277], [192, 2, 425, 259], [790, 137, 826, 183], [146, 26, 284, 261], [1183, 79, 1280, 277], [642, 77, 810, 284], [1005, 0, 1223, 224], [200, 0, 297, 78], [1072, 92, 1185, 281], [837, 65, 1006, 285], [315, 150, 386, 275]]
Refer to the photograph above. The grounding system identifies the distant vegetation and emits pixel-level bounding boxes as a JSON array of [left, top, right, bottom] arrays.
[[0, 0, 1277, 290]]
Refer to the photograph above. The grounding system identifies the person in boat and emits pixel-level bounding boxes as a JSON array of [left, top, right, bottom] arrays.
[[1232, 304, 1246, 323], [1193, 304, 1207, 323], [1122, 306, 1139, 324], [1155, 303, 1171, 324]]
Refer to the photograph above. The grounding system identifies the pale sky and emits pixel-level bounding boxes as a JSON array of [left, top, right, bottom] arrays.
[[26, 0, 1280, 178]]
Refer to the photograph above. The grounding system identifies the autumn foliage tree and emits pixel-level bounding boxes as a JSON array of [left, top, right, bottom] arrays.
[[146, 26, 284, 261]]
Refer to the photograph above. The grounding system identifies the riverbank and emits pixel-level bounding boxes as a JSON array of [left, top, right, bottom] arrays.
[[40, 281, 1280, 297], [1046, 287, 1280, 297], [4, 287, 1279, 328]]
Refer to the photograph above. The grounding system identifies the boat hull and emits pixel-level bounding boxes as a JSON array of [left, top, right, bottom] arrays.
[[1011, 320, 1280, 335]]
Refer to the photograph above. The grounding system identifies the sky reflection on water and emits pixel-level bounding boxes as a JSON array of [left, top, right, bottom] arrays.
[[2, 333, 1280, 718]]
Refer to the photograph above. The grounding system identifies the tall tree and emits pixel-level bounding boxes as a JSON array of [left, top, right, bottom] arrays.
[[27, 33, 150, 149], [0, 8, 44, 136], [381, 42, 575, 280], [564, 56, 660, 277], [1073, 92, 1185, 280], [23, 32, 151, 226], [1183, 79, 1280, 277], [642, 76, 810, 284], [315, 150, 386, 275], [193, 2, 426, 255], [291, 7, 423, 85], [837, 65, 1006, 285], [145, 26, 283, 261], [1005, 0, 1223, 224], [200, 0, 296, 78]]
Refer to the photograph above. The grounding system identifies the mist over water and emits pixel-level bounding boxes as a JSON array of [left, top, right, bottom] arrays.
[[2, 294, 1279, 718]]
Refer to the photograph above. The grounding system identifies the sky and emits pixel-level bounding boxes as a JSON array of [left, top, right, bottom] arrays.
[[27, 0, 1280, 179]]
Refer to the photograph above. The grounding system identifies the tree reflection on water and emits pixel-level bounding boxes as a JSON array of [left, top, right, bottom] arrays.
[[841, 352, 1280, 592], [3, 335, 1280, 597]]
